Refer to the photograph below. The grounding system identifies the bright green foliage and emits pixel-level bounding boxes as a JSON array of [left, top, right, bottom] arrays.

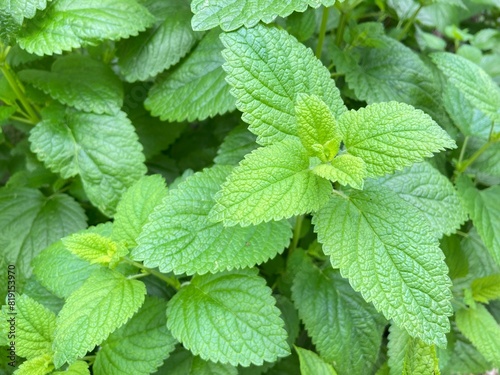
[[455, 304, 500, 367], [295, 347, 338, 375], [116, 0, 202, 82], [134, 166, 291, 274], [214, 125, 258, 165], [337, 102, 456, 178], [191, 0, 336, 31], [374, 162, 467, 237], [52, 361, 90, 375], [160, 347, 238, 375], [19, 55, 123, 115], [0, 187, 86, 278], [93, 297, 176, 375], [431, 52, 500, 121], [0, 0, 47, 43], [14, 354, 54, 375], [387, 325, 439, 375], [52, 268, 146, 367], [112, 175, 167, 248], [62, 233, 127, 267], [146, 29, 235, 122], [471, 274, 500, 303], [313, 186, 453, 347], [291, 250, 386, 374], [166, 269, 289, 366], [220, 24, 346, 146], [30, 105, 146, 216], [210, 139, 332, 226], [312, 154, 367, 190], [17, 0, 155, 56]]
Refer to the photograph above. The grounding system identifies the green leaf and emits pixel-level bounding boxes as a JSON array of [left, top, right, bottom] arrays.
[[52, 268, 146, 367], [214, 125, 258, 165], [0, 187, 86, 279], [387, 324, 439, 375], [210, 139, 332, 226], [220, 24, 345, 146], [93, 297, 176, 375], [313, 186, 453, 347], [112, 175, 167, 247], [312, 154, 367, 190], [62, 233, 127, 267], [116, 0, 202, 82], [53, 361, 90, 375], [337, 102, 456, 178], [17, 0, 155, 56], [30, 105, 146, 216], [191, 0, 335, 31], [0, 0, 48, 43], [290, 250, 386, 374], [295, 347, 338, 375], [431, 52, 500, 122], [13, 353, 53, 375], [18, 55, 123, 115], [146, 29, 235, 122], [373, 162, 467, 237], [457, 176, 500, 265], [462, 228, 500, 279], [166, 269, 289, 366], [134, 165, 291, 275], [456, 304, 500, 367], [471, 274, 500, 303]]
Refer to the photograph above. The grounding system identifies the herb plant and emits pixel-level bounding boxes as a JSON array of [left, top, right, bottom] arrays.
[[1, 0, 500, 374]]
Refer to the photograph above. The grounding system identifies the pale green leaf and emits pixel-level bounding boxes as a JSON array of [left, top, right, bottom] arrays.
[[431, 52, 500, 122], [30, 105, 146, 216], [210, 139, 332, 226], [166, 269, 289, 366], [214, 125, 258, 165], [52, 268, 146, 367], [17, 0, 155, 56], [337, 102, 456, 177], [374, 162, 467, 237], [456, 304, 500, 367], [112, 175, 167, 247], [191, 0, 336, 31], [471, 274, 500, 303], [146, 29, 235, 122], [158, 347, 238, 375], [312, 154, 367, 190], [53, 361, 90, 375], [19, 55, 123, 115], [134, 165, 291, 275], [62, 233, 127, 267], [116, 0, 202, 82], [0, 187, 86, 279], [220, 24, 345, 146], [93, 297, 176, 375], [13, 354, 53, 375], [290, 250, 386, 374], [313, 186, 453, 346], [296, 347, 338, 375]]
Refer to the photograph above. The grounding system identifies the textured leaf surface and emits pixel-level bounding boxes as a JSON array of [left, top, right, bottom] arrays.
[[0, 0, 47, 43], [313, 186, 453, 346], [19, 55, 123, 115], [0, 187, 86, 278], [296, 347, 338, 375], [214, 125, 258, 165], [30, 105, 146, 216], [17, 0, 155, 56], [456, 304, 500, 367], [146, 29, 235, 122], [93, 297, 176, 375], [159, 347, 238, 375], [291, 250, 386, 374], [374, 162, 467, 237], [221, 24, 345, 146], [312, 154, 367, 190], [191, 0, 335, 31], [210, 139, 332, 226], [53, 361, 90, 375], [62, 233, 127, 266], [53, 268, 146, 367], [337, 102, 456, 177], [472, 274, 500, 303], [14, 354, 53, 375], [166, 269, 289, 366], [117, 0, 201, 82], [134, 166, 291, 275]]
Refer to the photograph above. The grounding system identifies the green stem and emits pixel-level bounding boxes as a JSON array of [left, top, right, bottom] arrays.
[[289, 215, 304, 253], [316, 7, 330, 58], [457, 136, 469, 167], [399, 4, 423, 40], [10, 115, 36, 125], [336, 10, 348, 47], [456, 139, 497, 174], [122, 258, 181, 290]]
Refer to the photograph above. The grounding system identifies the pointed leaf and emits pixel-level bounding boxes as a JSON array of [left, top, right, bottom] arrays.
[[14, 354, 54, 375], [53, 361, 90, 375], [471, 274, 500, 303], [312, 154, 367, 190], [296, 347, 338, 375], [62, 233, 127, 267]]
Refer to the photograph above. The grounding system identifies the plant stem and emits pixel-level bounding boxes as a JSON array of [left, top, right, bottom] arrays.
[[457, 136, 469, 167], [122, 258, 181, 290], [289, 215, 304, 253], [456, 139, 496, 174], [399, 4, 423, 40], [10, 115, 36, 125], [316, 7, 330, 59], [336, 10, 348, 47]]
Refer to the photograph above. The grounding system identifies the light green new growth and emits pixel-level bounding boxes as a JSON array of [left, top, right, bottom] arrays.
[[166, 269, 290, 366], [191, 0, 336, 31], [210, 139, 332, 226], [53, 361, 90, 375], [312, 154, 367, 189], [220, 24, 346, 146], [62, 233, 128, 267], [52, 268, 146, 367], [17, 0, 155, 56], [134, 166, 292, 275], [295, 346, 338, 375], [471, 275, 500, 303], [13, 353, 54, 375], [313, 186, 453, 347], [337, 102, 456, 177]]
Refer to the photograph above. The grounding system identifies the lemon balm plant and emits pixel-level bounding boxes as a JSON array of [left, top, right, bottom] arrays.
[[1, 0, 500, 374]]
